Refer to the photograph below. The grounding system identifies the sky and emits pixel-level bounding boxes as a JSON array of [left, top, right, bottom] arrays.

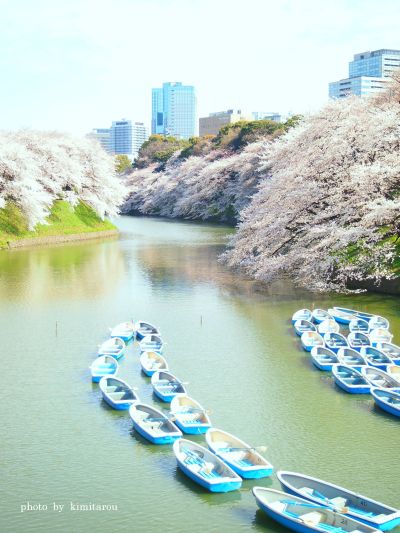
[[0, 0, 399, 136]]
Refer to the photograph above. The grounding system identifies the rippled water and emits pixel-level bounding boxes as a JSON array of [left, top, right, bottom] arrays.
[[1, 216, 399, 533]]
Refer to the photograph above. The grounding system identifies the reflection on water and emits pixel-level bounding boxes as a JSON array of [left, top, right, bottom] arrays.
[[0, 238, 125, 303]]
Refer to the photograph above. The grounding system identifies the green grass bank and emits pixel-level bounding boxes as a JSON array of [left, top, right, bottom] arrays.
[[0, 200, 117, 249]]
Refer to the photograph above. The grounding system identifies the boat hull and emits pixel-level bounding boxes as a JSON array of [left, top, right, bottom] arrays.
[[311, 357, 337, 371], [102, 395, 132, 410], [255, 497, 317, 533], [174, 419, 210, 435], [219, 458, 273, 479], [132, 420, 180, 444], [153, 388, 177, 403], [177, 461, 241, 493]]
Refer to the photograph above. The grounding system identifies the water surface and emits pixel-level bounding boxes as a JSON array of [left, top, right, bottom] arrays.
[[1, 216, 399, 533]]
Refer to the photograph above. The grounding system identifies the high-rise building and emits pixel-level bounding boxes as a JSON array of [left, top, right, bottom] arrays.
[[86, 128, 111, 152], [110, 119, 132, 155], [199, 109, 250, 136], [151, 82, 196, 139], [132, 122, 149, 159], [329, 49, 400, 99]]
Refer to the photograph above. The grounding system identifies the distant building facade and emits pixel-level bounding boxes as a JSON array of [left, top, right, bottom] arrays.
[[110, 119, 132, 155], [329, 49, 400, 98], [199, 109, 250, 136], [151, 82, 196, 139], [251, 111, 282, 122], [86, 128, 111, 152], [132, 122, 148, 159]]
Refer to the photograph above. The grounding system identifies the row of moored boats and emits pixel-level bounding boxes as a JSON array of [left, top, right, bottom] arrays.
[[88, 317, 400, 533], [292, 306, 400, 418]]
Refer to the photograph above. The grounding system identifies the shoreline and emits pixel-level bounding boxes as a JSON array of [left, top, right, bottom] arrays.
[[3, 229, 119, 250]]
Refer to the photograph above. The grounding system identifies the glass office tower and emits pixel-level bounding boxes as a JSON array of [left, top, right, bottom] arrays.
[[110, 119, 133, 155], [329, 49, 400, 99], [151, 82, 196, 139]]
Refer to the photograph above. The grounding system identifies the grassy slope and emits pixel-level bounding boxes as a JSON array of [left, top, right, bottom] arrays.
[[0, 200, 116, 248]]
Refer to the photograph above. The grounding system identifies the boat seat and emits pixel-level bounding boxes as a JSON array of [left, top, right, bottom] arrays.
[[300, 511, 323, 525], [298, 486, 314, 497], [330, 497, 347, 508], [269, 501, 286, 513]]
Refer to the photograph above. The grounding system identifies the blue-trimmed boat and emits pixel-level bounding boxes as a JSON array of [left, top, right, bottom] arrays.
[[90, 355, 118, 383], [317, 320, 340, 335], [360, 347, 393, 371], [349, 318, 370, 333], [337, 348, 367, 370], [310, 347, 338, 371], [369, 328, 393, 347], [312, 309, 332, 324], [97, 337, 125, 360], [347, 332, 371, 352], [139, 351, 168, 377], [206, 428, 273, 479], [151, 371, 187, 402], [334, 307, 375, 323], [301, 331, 324, 352], [371, 387, 400, 418], [386, 364, 400, 382], [332, 365, 370, 394], [134, 320, 160, 341], [128, 403, 182, 444], [99, 376, 139, 410], [277, 471, 400, 531], [139, 334, 163, 353], [368, 316, 390, 331], [253, 486, 379, 533], [173, 439, 242, 493], [323, 332, 348, 354], [328, 308, 356, 325], [170, 395, 211, 434], [360, 367, 400, 390], [294, 320, 316, 336], [376, 343, 400, 365], [292, 309, 313, 324], [110, 322, 135, 342]]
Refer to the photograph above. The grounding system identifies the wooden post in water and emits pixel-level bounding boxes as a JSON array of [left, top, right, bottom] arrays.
[[55, 321, 58, 337]]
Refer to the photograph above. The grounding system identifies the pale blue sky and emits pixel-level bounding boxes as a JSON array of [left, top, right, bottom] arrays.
[[0, 0, 399, 135]]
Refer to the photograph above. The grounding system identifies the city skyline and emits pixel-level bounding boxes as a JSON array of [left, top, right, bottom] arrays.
[[0, 0, 399, 136]]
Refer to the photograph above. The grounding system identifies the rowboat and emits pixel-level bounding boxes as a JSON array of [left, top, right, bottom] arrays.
[[347, 332, 371, 352], [139, 351, 168, 377], [349, 318, 370, 333], [90, 355, 118, 383], [369, 329, 393, 346], [292, 309, 312, 324], [173, 439, 242, 493], [360, 347, 393, 371], [310, 347, 339, 371], [368, 316, 390, 331], [332, 365, 370, 394], [170, 395, 211, 434], [99, 376, 139, 410], [139, 334, 163, 353], [206, 428, 273, 479], [110, 322, 135, 342], [151, 371, 187, 402], [317, 320, 340, 335], [97, 337, 125, 360], [294, 320, 316, 336], [376, 343, 400, 364], [128, 403, 182, 444], [360, 367, 400, 390], [371, 387, 400, 418], [328, 308, 356, 325], [301, 331, 324, 352], [253, 487, 379, 533], [323, 332, 348, 354], [277, 471, 400, 531], [135, 321, 160, 341], [333, 307, 375, 322], [312, 309, 333, 324], [337, 348, 367, 370], [386, 365, 400, 382]]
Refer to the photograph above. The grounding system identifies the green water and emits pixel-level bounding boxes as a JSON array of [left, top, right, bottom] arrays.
[[1, 216, 399, 533]]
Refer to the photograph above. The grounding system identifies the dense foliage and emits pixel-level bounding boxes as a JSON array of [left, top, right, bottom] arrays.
[[224, 82, 400, 291], [0, 130, 126, 229]]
